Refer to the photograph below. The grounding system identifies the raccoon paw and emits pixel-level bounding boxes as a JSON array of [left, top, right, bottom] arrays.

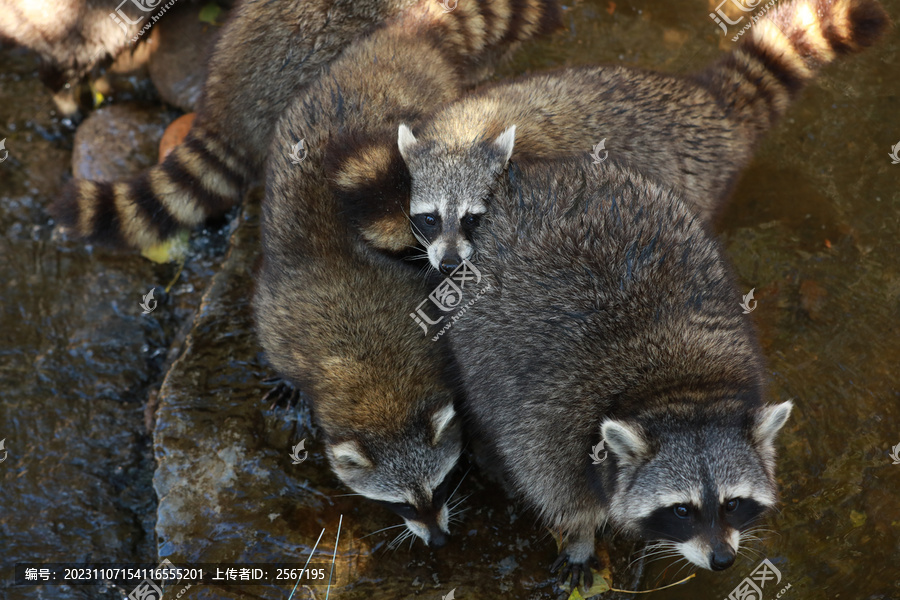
[[551, 551, 600, 592], [261, 377, 301, 410]]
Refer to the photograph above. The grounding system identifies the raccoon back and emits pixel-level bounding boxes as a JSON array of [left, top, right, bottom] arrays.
[[447, 156, 764, 529]]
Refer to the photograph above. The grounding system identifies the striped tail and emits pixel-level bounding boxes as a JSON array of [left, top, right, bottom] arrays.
[[410, 0, 562, 69], [52, 125, 254, 250], [697, 0, 889, 138]]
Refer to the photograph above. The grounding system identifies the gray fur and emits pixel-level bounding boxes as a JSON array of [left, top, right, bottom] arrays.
[[447, 156, 792, 582]]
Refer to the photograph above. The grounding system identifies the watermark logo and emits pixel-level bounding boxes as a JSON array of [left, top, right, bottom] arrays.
[[440, 0, 458, 12], [590, 139, 608, 164], [110, 0, 162, 33], [289, 140, 308, 165], [128, 558, 173, 600], [740, 288, 757, 314], [710, 0, 777, 39], [290, 439, 308, 465], [0, 439, 7, 463], [589, 440, 607, 464], [140, 288, 158, 314], [889, 141, 900, 164], [725, 558, 790, 600], [410, 260, 490, 340], [0, 138, 8, 163], [889, 443, 900, 465]]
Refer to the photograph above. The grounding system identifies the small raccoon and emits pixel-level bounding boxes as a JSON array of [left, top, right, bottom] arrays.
[[49, 0, 424, 250], [330, 0, 889, 271], [257, 0, 560, 545], [446, 155, 793, 587]]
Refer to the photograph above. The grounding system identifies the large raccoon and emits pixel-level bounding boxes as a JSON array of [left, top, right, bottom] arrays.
[[444, 155, 793, 587], [327, 0, 889, 273], [256, 0, 560, 546], [50, 0, 418, 249]]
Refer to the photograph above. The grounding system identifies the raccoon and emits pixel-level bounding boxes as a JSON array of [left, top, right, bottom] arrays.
[[49, 0, 424, 250], [445, 155, 793, 587], [328, 0, 889, 272], [0, 0, 182, 112], [256, 0, 560, 545]]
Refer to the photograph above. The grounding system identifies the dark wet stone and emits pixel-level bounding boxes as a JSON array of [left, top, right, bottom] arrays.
[[147, 5, 221, 112], [71, 103, 175, 182]]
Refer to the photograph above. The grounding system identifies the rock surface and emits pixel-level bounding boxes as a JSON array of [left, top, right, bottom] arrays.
[[147, 5, 221, 112], [71, 103, 176, 181]]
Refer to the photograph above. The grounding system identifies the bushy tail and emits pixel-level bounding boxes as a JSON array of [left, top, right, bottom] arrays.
[[52, 126, 253, 250], [698, 0, 889, 137], [412, 0, 561, 70]]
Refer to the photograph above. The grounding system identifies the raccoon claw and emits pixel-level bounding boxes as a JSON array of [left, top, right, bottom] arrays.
[[261, 377, 300, 409], [551, 553, 599, 592]]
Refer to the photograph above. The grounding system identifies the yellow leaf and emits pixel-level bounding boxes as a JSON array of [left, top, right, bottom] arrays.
[[140, 230, 190, 264], [850, 510, 867, 528], [564, 568, 612, 599]]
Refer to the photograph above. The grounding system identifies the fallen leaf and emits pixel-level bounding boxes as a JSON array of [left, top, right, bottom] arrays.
[[606, 2, 616, 14], [141, 230, 190, 264], [198, 2, 222, 24], [564, 568, 612, 599], [850, 510, 867, 528], [159, 112, 196, 163]]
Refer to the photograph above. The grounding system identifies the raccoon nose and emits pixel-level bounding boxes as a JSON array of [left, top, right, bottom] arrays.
[[710, 547, 735, 570], [428, 528, 448, 548], [439, 255, 461, 275]]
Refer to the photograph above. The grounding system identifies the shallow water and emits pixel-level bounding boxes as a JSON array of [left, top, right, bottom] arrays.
[[1, 0, 898, 598]]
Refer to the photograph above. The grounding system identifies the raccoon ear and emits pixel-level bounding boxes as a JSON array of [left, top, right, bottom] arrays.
[[752, 401, 793, 446], [330, 441, 373, 469], [601, 420, 649, 465], [431, 404, 457, 445], [491, 125, 516, 167], [397, 124, 418, 164]]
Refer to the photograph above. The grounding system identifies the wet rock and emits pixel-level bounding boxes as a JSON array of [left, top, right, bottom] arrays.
[[153, 197, 354, 599], [147, 5, 222, 112], [71, 103, 175, 181], [799, 279, 828, 321]]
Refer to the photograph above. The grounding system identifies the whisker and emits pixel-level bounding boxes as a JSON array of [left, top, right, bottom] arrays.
[[357, 523, 407, 540]]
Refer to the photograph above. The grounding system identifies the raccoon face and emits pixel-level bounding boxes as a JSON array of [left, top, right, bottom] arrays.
[[326, 403, 462, 547], [601, 401, 793, 570], [398, 123, 516, 274]]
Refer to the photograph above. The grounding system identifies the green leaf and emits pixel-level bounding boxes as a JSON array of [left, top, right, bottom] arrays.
[[198, 2, 222, 24]]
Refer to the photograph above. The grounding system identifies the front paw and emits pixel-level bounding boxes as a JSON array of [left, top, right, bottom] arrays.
[[261, 376, 301, 409], [551, 551, 600, 591]]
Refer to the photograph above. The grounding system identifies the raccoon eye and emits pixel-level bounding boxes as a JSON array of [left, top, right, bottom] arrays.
[[376, 500, 418, 520], [725, 498, 740, 512], [432, 473, 453, 508], [462, 214, 481, 227], [673, 505, 690, 519], [424, 215, 436, 226]]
